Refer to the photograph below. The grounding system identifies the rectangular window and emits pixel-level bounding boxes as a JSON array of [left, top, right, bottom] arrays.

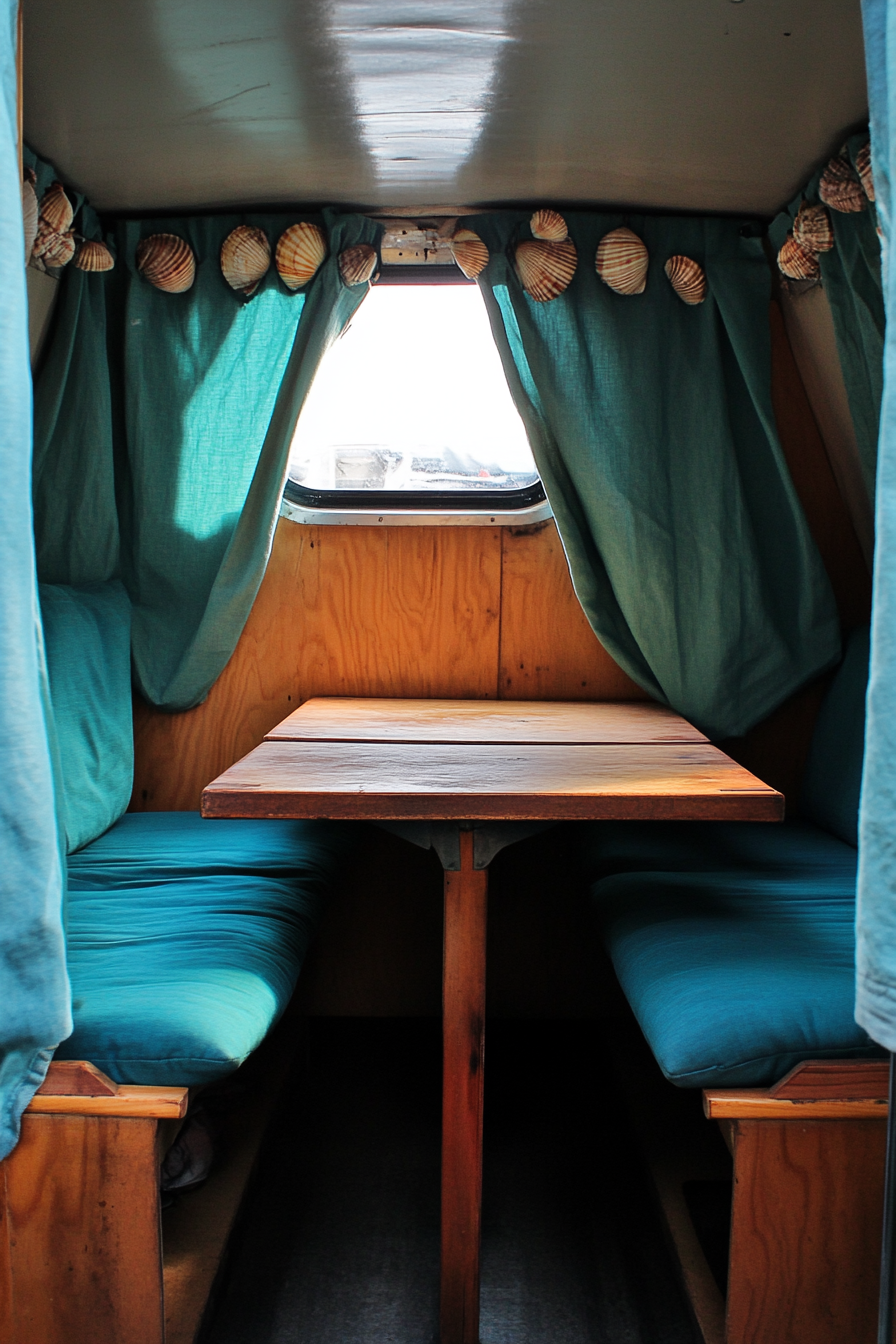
[[284, 270, 546, 518]]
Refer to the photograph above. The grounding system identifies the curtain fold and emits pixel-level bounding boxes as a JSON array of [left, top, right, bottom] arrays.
[[471, 210, 841, 738], [856, 0, 896, 1050], [0, 8, 70, 1160], [770, 131, 885, 514], [33, 202, 380, 709]]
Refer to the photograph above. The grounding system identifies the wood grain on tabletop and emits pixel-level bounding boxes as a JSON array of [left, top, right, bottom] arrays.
[[1, 1114, 164, 1344], [267, 696, 707, 743], [202, 740, 782, 821]]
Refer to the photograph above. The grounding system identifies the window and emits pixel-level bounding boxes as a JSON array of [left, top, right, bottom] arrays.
[[284, 272, 546, 520]]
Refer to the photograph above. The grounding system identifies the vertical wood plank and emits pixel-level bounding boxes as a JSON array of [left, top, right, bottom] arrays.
[[441, 830, 487, 1344], [769, 299, 871, 628], [3, 1114, 163, 1344], [726, 1118, 886, 1344], [0, 1164, 13, 1344], [499, 521, 646, 701]]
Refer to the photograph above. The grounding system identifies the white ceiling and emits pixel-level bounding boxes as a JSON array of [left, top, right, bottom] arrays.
[[24, 0, 869, 216]]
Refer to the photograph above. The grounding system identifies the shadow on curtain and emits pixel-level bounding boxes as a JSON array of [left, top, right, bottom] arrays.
[[770, 130, 884, 516], [471, 210, 841, 738], [33, 198, 380, 709]]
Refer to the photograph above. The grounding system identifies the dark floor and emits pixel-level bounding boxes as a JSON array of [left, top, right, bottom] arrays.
[[202, 1019, 700, 1344]]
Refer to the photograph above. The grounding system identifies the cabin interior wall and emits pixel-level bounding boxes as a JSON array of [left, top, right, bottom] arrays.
[[129, 301, 871, 1018]]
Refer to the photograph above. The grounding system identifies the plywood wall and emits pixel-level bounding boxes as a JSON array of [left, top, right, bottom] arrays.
[[129, 302, 871, 1018], [131, 520, 644, 812]]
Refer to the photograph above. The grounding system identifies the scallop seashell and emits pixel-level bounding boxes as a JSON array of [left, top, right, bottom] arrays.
[[449, 227, 489, 279], [39, 180, 74, 235], [74, 239, 115, 272], [664, 255, 707, 305], [595, 227, 648, 295], [339, 242, 377, 287], [777, 233, 820, 281], [792, 202, 834, 253], [856, 141, 875, 203], [819, 156, 866, 213], [32, 220, 76, 267], [136, 233, 196, 293], [530, 208, 568, 242], [221, 225, 270, 296], [275, 222, 327, 290], [21, 178, 38, 263], [514, 238, 577, 302]]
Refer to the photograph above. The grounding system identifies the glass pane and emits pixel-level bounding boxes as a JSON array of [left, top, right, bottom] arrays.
[[288, 283, 539, 493]]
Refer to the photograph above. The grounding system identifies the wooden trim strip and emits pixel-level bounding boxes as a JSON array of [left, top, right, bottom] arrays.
[[703, 1091, 888, 1120], [26, 1085, 188, 1119]]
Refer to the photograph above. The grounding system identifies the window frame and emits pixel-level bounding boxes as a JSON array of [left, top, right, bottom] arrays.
[[283, 260, 549, 525]]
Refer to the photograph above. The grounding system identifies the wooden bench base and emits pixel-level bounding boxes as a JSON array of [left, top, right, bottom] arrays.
[[608, 1026, 893, 1344], [0, 1036, 297, 1344], [0, 1064, 186, 1344]]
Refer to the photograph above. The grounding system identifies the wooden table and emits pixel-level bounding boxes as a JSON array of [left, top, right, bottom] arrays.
[[202, 698, 782, 1344]]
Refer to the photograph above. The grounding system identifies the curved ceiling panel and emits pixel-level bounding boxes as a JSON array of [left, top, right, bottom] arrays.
[[24, 0, 868, 214]]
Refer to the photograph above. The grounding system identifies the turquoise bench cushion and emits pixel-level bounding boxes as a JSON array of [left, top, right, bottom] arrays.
[[57, 813, 355, 1085], [580, 817, 857, 885], [594, 869, 880, 1088], [39, 581, 133, 853], [67, 809, 352, 879], [799, 625, 869, 846]]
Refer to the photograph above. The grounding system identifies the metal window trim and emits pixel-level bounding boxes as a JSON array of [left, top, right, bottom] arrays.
[[279, 494, 554, 528]]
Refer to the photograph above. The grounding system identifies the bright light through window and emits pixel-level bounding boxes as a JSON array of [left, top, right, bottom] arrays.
[[287, 283, 539, 496]]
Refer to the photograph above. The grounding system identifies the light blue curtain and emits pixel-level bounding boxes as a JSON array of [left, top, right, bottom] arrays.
[[0, 3, 71, 1159], [856, 0, 896, 1049], [472, 211, 841, 739]]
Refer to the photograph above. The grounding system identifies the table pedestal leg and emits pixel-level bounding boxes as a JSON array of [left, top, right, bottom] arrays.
[[441, 829, 487, 1344]]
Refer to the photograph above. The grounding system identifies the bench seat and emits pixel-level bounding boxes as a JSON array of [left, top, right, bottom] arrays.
[[55, 811, 354, 1086], [593, 867, 879, 1088], [581, 816, 857, 885]]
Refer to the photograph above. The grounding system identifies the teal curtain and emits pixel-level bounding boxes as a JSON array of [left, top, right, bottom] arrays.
[[471, 211, 841, 738], [0, 11, 70, 1159], [33, 203, 380, 709], [770, 132, 885, 510], [856, 0, 896, 1049]]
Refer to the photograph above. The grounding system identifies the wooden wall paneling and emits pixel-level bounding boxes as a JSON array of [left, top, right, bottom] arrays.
[[132, 521, 502, 812], [3, 1114, 164, 1344], [769, 298, 871, 629], [498, 520, 646, 701], [726, 1118, 886, 1344], [295, 828, 444, 1017]]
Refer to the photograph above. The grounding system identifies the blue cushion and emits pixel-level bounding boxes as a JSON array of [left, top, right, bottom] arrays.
[[799, 625, 869, 845], [56, 813, 356, 1085], [39, 581, 133, 853], [67, 809, 351, 880], [594, 869, 880, 1088], [580, 817, 857, 884]]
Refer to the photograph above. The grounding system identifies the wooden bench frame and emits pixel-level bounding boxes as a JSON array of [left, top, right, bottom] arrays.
[[0, 1061, 188, 1344], [700, 1060, 890, 1344]]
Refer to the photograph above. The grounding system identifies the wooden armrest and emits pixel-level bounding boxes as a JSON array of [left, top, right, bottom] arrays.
[[26, 1060, 188, 1119], [704, 1060, 890, 1119]]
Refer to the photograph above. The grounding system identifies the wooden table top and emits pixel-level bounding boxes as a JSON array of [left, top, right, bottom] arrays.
[[202, 698, 784, 822], [265, 697, 709, 745]]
